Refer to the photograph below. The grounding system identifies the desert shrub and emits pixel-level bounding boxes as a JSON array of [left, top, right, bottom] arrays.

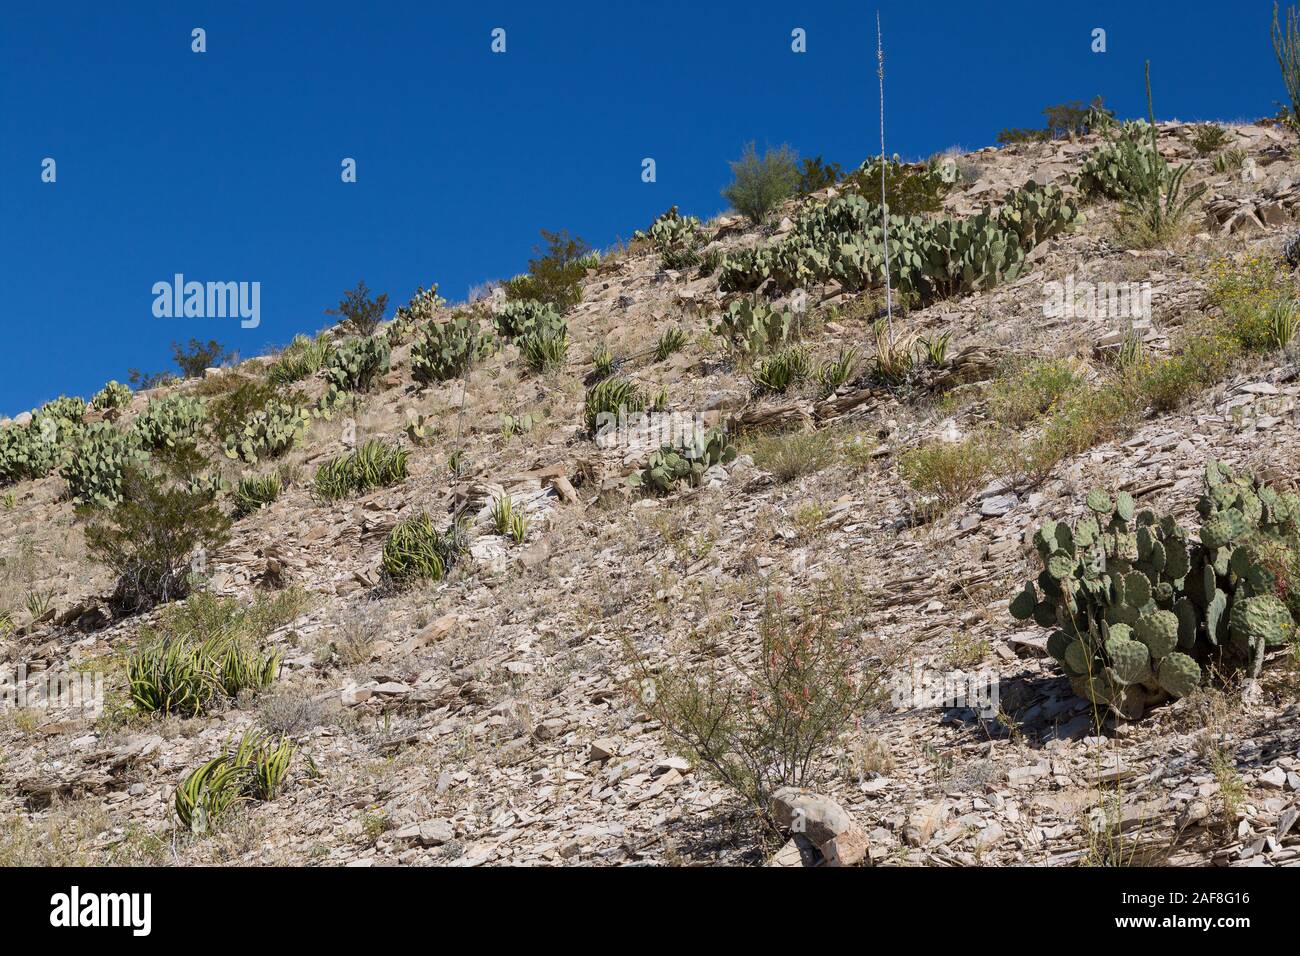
[[127, 368, 178, 390], [202, 375, 278, 441], [313, 439, 408, 502], [174, 729, 294, 833], [325, 280, 388, 337], [164, 588, 308, 644], [501, 229, 590, 311], [987, 359, 1083, 428], [91, 380, 132, 413], [722, 142, 801, 224], [844, 155, 948, 215], [231, 471, 283, 518], [411, 313, 495, 385], [1189, 124, 1229, 156], [899, 436, 1003, 516], [268, 334, 333, 386], [625, 583, 884, 822], [325, 335, 391, 392], [172, 339, 233, 378], [997, 127, 1050, 146], [84, 466, 232, 610], [798, 155, 843, 194], [380, 513, 468, 588], [997, 96, 1111, 145], [748, 429, 834, 483]]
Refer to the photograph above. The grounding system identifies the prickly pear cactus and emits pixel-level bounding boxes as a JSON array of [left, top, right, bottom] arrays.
[[411, 313, 495, 384], [628, 428, 736, 495], [223, 399, 311, 463], [325, 335, 391, 393], [1011, 461, 1300, 719], [91, 380, 132, 413], [130, 394, 206, 450], [59, 422, 147, 506]]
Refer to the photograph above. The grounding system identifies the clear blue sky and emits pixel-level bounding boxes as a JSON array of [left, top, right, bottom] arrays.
[[0, 0, 1285, 415]]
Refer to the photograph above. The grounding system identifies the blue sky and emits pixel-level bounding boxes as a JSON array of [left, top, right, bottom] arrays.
[[0, 0, 1286, 415]]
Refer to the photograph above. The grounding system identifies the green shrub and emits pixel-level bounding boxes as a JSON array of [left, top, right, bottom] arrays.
[[501, 229, 590, 311], [590, 342, 616, 381], [85, 466, 232, 609], [313, 439, 409, 502], [174, 729, 294, 832], [748, 429, 834, 483], [172, 339, 233, 378], [325, 335, 391, 393], [722, 142, 801, 224], [899, 436, 1002, 516], [844, 155, 948, 215], [325, 280, 388, 337], [987, 359, 1083, 428], [1189, 124, 1229, 156], [380, 513, 468, 588], [625, 583, 884, 824], [91, 380, 132, 413], [997, 97, 1111, 145], [798, 155, 844, 195], [232, 471, 283, 518], [411, 313, 495, 384], [202, 375, 278, 442]]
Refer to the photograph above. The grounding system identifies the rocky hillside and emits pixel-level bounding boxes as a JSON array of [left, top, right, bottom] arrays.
[[4, 117, 1300, 868]]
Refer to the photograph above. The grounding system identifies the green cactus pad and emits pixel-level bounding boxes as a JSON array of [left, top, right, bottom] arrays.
[[1087, 489, 1113, 514], [1230, 594, 1295, 653], [1134, 609, 1179, 658], [1156, 652, 1201, 698], [1106, 638, 1152, 685]]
